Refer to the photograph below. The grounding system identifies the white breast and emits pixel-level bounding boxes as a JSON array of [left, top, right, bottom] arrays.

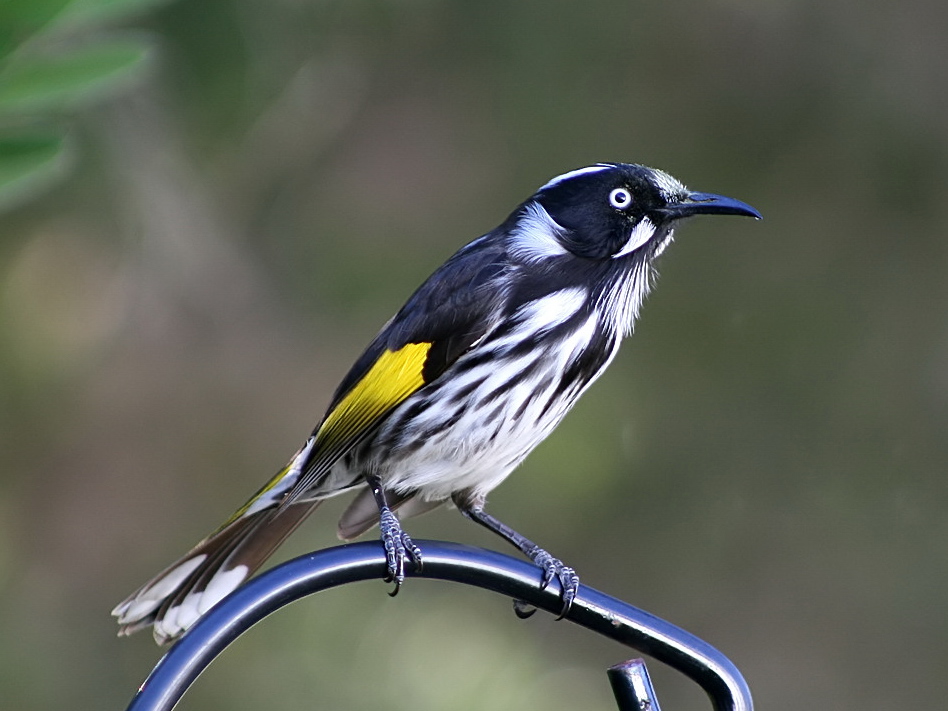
[[371, 292, 619, 500]]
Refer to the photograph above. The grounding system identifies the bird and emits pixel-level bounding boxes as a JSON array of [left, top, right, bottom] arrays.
[[112, 162, 760, 644]]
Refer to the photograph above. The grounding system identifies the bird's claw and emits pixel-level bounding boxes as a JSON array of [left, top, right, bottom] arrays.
[[379, 508, 422, 595], [530, 547, 579, 619]]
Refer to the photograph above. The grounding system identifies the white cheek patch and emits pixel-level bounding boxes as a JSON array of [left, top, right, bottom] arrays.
[[509, 202, 569, 262], [613, 217, 657, 258]]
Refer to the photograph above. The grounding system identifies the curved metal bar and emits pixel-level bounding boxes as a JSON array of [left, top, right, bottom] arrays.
[[125, 540, 753, 711]]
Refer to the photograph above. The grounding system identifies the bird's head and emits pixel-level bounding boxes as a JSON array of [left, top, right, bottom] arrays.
[[509, 163, 760, 263]]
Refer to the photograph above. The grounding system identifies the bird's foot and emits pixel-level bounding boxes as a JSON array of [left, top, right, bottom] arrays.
[[379, 507, 422, 595], [527, 546, 579, 619]]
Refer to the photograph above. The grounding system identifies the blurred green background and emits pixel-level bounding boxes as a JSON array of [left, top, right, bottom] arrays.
[[2, 0, 947, 709]]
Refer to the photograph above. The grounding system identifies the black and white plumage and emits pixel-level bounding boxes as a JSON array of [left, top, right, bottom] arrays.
[[113, 162, 760, 644]]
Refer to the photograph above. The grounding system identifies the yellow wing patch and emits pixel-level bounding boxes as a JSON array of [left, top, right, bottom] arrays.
[[316, 342, 432, 449], [214, 343, 432, 528]]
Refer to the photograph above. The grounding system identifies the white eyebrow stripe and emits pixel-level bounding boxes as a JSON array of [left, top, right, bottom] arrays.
[[539, 164, 614, 191]]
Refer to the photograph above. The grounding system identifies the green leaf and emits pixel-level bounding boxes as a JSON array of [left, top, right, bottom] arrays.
[[0, 36, 153, 114], [0, 132, 71, 211], [54, 0, 174, 29], [0, 0, 73, 60]]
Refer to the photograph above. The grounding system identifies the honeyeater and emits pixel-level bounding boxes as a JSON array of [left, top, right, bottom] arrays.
[[113, 162, 760, 644]]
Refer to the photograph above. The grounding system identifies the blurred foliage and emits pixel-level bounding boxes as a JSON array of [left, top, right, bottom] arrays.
[[0, 0, 162, 210], [1, 1, 948, 710]]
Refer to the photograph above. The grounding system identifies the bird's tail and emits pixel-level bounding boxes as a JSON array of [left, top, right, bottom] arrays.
[[112, 499, 320, 645]]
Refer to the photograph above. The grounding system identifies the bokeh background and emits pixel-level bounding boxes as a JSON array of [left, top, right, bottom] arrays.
[[2, 1, 948, 709]]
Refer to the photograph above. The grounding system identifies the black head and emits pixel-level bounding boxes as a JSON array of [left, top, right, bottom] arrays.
[[527, 163, 759, 260]]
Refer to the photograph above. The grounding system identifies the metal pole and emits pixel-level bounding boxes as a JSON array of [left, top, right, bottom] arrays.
[[125, 541, 752, 711], [609, 659, 663, 711]]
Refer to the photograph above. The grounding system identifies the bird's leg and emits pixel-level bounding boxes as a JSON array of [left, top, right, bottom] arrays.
[[454, 493, 579, 618], [365, 474, 422, 594]]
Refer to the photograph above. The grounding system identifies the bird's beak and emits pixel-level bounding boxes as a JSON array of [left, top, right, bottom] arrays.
[[661, 192, 762, 221]]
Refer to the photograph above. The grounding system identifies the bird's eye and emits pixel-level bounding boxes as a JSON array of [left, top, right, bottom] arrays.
[[609, 187, 633, 210]]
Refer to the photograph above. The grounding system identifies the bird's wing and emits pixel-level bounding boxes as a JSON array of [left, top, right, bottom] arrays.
[[281, 234, 510, 503], [112, 237, 510, 642]]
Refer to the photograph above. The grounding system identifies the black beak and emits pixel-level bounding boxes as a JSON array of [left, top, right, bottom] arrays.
[[661, 191, 761, 221]]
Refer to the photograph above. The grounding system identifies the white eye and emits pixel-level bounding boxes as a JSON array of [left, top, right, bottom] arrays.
[[609, 187, 632, 210]]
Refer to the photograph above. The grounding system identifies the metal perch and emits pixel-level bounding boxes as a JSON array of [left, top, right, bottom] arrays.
[[124, 540, 753, 711]]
